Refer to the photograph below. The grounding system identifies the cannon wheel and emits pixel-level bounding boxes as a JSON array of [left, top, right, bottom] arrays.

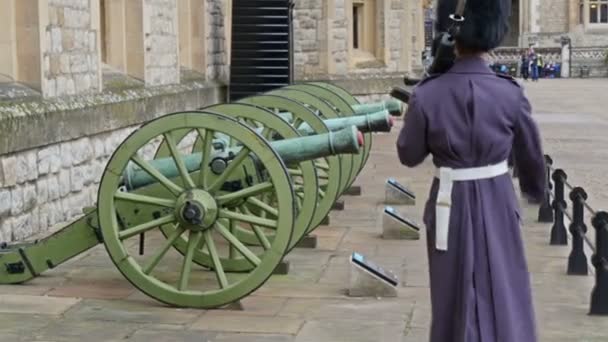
[[203, 103, 319, 253], [267, 88, 354, 196], [152, 105, 317, 271], [286, 83, 370, 186], [306, 82, 373, 168], [238, 94, 343, 233], [98, 111, 294, 308]]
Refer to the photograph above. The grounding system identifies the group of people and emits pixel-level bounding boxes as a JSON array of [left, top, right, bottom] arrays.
[[520, 48, 560, 81]]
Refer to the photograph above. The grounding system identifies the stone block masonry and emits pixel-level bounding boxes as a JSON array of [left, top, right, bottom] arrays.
[[0, 128, 132, 242], [144, 0, 180, 86], [206, 0, 228, 82], [45, 0, 100, 97]]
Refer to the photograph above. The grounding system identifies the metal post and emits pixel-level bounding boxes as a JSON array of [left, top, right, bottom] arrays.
[[550, 169, 568, 245], [538, 155, 554, 223], [567, 187, 588, 275], [590, 211, 608, 315]]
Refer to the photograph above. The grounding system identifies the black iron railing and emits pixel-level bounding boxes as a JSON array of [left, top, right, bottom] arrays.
[[537, 154, 608, 315]]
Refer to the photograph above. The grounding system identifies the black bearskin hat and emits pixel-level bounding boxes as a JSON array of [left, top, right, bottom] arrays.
[[435, 0, 512, 51]]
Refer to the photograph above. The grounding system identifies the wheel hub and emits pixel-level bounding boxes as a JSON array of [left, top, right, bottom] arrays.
[[175, 189, 218, 230]]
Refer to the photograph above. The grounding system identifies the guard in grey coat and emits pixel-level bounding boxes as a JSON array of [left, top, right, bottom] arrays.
[[396, 0, 546, 341]]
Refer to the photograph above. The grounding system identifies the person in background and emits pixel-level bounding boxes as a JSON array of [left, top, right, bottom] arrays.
[[531, 52, 539, 81], [521, 52, 530, 80], [396, 0, 546, 341]]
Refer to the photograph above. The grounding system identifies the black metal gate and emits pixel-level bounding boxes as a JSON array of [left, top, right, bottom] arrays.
[[228, 0, 294, 101]]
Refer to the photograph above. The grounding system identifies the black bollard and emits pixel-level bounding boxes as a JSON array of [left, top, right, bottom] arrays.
[[567, 187, 588, 275], [538, 155, 554, 223], [589, 211, 608, 315], [550, 169, 568, 245]]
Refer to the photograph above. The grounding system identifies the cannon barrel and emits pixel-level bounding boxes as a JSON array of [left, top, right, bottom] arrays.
[[123, 126, 363, 190], [351, 99, 402, 117], [296, 110, 394, 136]]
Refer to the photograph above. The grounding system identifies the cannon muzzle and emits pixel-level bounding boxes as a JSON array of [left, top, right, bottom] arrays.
[[296, 110, 393, 136], [122, 126, 362, 190]]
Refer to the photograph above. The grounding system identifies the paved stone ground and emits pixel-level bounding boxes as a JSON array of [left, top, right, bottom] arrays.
[[1, 78, 608, 341]]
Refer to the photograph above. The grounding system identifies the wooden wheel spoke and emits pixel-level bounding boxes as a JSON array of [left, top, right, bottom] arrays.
[[164, 131, 195, 189], [131, 155, 184, 196], [245, 196, 279, 217], [218, 209, 277, 229], [197, 128, 214, 189], [261, 127, 273, 140], [178, 231, 203, 291], [292, 117, 303, 129], [118, 214, 175, 240], [314, 160, 330, 171], [287, 168, 303, 177], [216, 222, 261, 266], [114, 191, 175, 208], [319, 188, 326, 198], [317, 171, 329, 180], [142, 225, 185, 275], [216, 182, 274, 205], [240, 206, 271, 250], [203, 230, 229, 288], [208, 148, 250, 193]]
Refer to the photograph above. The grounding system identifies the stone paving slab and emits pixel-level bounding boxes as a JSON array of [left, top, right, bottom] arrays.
[[0, 294, 80, 315], [191, 314, 304, 335], [0, 79, 607, 341]]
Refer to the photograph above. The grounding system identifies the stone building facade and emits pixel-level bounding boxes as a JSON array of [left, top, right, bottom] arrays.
[[0, 0, 424, 242], [485, 0, 608, 77], [292, 0, 425, 79]]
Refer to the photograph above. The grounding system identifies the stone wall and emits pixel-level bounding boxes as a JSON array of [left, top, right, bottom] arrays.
[[538, 0, 569, 34], [293, 0, 424, 80], [206, 0, 228, 82], [572, 47, 608, 77], [144, 0, 180, 86], [293, 0, 324, 77], [387, 0, 403, 71], [45, 0, 101, 97], [330, 0, 349, 75]]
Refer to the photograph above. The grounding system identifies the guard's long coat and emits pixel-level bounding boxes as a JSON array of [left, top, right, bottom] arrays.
[[397, 56, 546, 342]]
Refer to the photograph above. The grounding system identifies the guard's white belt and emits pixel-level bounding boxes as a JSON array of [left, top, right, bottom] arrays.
[[434, 160, 509, 251]]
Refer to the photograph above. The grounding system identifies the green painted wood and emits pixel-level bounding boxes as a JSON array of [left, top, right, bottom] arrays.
[[0, 213, 101, 284], [237, 94, 342, 233]]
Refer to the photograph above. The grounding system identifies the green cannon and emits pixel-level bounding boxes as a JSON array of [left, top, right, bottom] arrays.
[[0, 81, 394, 310], [291, 109, 394, 136], [0, 111, 364, 308]]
